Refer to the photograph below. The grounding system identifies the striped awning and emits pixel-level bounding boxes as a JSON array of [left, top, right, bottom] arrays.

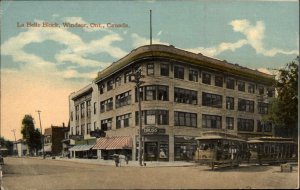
[[69, 144, 94, 151], [93, 136, 132, 150]]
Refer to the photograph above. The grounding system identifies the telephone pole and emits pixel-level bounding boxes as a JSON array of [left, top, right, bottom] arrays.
[[130, 69, 144, 166], [36, 110, 45, 159], [11, 129, 17, 156]]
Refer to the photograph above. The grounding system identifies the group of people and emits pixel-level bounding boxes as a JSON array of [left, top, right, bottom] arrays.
[[114, 154, 129, 167]]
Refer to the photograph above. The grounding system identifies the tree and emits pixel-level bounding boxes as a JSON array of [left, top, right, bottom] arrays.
[[20, 115, 42, 155], [266, 57, 298, 138], [0, 137, 14, 155]]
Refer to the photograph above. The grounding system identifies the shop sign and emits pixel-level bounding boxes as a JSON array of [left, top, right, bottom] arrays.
[[69, 135, 83, 141], [142, 126, 165, 135], [90, 129, 106, 138]]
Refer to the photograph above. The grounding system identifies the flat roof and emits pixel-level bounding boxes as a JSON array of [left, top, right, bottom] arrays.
[[94, 44, 275, 85]]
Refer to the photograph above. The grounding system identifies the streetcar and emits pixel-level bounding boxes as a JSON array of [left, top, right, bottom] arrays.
[[194, 131, 248, 170], [247, 137, 298, 165]]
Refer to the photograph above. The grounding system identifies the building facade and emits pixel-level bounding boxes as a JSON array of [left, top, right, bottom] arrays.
[[43, 125, 66, 156], [69, 44, 275, 162]]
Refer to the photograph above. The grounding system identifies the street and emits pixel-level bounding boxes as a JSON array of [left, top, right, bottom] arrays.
[[1, 157, 299, 189]]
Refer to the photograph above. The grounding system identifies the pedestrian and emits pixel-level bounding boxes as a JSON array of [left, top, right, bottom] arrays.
[[114, 155, 119, 167], [125, 155, 129, 165]]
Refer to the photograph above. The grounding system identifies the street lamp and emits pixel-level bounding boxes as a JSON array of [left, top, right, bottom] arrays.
[[36, 110, 45, 159], [130, 68, 144, 166]]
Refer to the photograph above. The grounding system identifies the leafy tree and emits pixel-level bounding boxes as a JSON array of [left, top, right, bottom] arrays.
[[0, 137, 14, 155], [20, 115, 42, 155], [266, 57, 298, 138]]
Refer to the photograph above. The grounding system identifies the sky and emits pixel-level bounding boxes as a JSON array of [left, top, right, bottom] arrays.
[[0, 0, 299, 141]]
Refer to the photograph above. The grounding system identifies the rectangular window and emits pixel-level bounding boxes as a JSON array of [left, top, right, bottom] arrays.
[[107, 80, 114, 91], [115, 76, 121, 87], [202, 72, 211, 85], [100, 84, 105, 94], [202, 92, 222, 108], [237, 118, 254, 131], [93, 102, 97, 114], [87, 123, 91, 135], [86, 100, 91, 118], [116, 91, 131, 108], [174, 111, 197, 127], [202, 114, 222, 129], [174, 66, 184, 79], [76, 125, 79, 135], [70, 111, 73, 121], [116, 113, 131, 129], [189, 69, 198, 82], [80, 103, 85, 118], [237, 81, 245, 92], [215, 75, 223, 87], [100, 98, 113, 112], [226, 97, 234, 110], [175, 87, 197, 105], [157, 86, 169, 101], [238, 98, 254, 112], [124, 71, 131, 83], [81, 124, 85, 135], [136, 85, 169, 102], [160, 63, 169, 76], [94, 121, 97, 130], [147, 63, 154, 75], [136, 110, 169, 125], [101, 118, 112, 131], [226, 78, 235, 89], [75, 105, 79, 120], [258, 86, 264, 95], [226, 117, 234, 130], [258, 102, 268, 114], [248, 83, 255, 93], [146, 86, 156, 100]]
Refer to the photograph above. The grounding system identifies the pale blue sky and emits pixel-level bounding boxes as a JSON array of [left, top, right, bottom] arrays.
[[0, 0, 299, 140]]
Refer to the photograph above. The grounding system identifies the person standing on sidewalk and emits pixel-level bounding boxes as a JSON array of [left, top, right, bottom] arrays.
[[114, 156, 119, 167]]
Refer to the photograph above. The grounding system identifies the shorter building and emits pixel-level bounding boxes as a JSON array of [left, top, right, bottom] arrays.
[[13, 140, 28, 157], [43, 124, 66, 156]]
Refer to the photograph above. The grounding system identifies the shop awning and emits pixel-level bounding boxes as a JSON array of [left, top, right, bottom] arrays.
[[69, 144, 94, 151], [93, 136, 132, 150]]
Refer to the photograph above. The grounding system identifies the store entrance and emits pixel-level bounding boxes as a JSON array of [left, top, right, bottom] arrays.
[[144, 142, 157, 161]]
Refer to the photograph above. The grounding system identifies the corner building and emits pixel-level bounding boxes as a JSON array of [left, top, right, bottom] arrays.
[[69, 44, 275, 162]]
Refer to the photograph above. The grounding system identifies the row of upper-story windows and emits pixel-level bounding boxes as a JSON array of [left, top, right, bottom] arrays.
[[98, 62, 274, 97], [99, 110, 271, 133], [98, 85, 268, 114], [72, 100, 92, 121]]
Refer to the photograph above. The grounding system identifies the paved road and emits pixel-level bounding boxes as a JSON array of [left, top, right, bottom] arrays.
[[1, 157, 299, 189]]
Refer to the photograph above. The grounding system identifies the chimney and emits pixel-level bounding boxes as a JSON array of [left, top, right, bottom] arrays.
[[63, 122, 65, 128]]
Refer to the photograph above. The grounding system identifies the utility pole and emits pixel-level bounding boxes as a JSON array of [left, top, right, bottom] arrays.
[[150, 9, 152, 45], [11, 129, 17, 156], [130, 68, 144, 166], [36, 110, 45, 159]]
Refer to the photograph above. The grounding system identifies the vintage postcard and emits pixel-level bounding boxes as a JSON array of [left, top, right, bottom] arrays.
[[0, 0, 299, 189]]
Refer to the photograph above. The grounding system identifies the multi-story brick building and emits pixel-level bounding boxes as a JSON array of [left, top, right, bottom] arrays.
[[69, 44, 275, 162]]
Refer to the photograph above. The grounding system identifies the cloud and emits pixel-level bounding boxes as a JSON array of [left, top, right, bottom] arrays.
[[1, 19, 127, 80], [186, 19, 298, 57], [230, 19, 298, 56], [131, 33, 169, 48]]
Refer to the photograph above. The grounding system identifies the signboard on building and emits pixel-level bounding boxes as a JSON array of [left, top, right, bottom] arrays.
[[69, 135, 83, 141], [90, 129, 106, 138], [142, 126, 166, 135]]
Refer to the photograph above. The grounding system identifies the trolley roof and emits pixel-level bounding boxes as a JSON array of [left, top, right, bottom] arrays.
[[247, 136, 296, 144], [195, 131, 246, 142]]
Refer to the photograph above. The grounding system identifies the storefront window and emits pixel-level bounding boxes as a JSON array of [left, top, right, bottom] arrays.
[[174, 136, 196, 161]]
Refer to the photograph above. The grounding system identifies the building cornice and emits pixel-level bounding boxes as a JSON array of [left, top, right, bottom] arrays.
[[94, 44, 275, 85]]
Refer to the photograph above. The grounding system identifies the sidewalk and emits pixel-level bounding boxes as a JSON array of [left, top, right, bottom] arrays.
[[54, 157, 197, 167]]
